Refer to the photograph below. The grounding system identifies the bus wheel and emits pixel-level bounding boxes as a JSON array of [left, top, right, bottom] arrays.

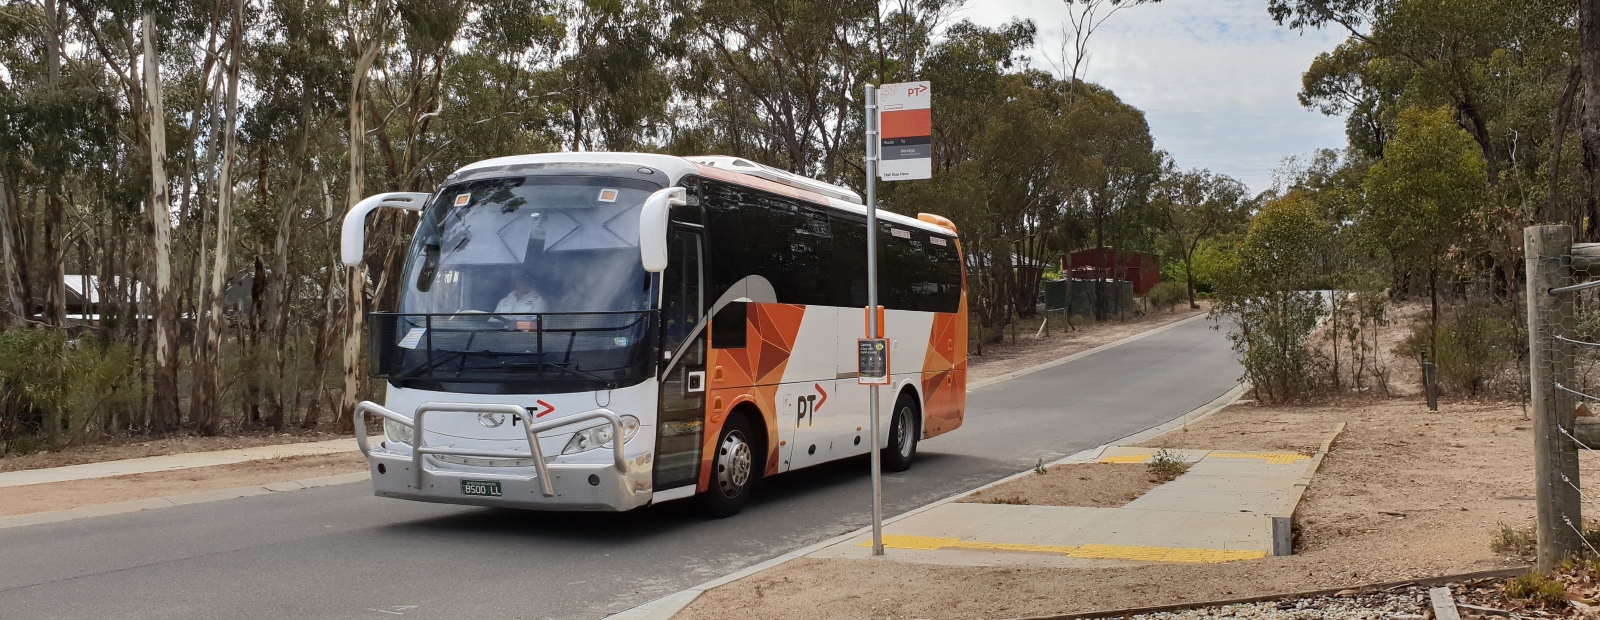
[[698, 415, 757, 518], [884, 395, 919, 472]]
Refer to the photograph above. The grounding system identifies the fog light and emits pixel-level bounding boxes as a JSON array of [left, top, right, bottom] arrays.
[[561, 415, 640, 455], [384, 419, 414, 445]]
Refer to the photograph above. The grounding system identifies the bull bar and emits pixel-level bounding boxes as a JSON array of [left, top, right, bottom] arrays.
[[353, 400, 629, 497]]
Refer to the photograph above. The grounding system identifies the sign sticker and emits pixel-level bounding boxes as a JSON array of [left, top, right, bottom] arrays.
[[398, 327, 426, 349], [454, 193, 471, 207], [858, 338, 890, 385], [597, 188, 619, 202]]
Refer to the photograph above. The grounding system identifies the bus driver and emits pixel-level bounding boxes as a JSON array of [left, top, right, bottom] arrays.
[[494, 270, 548, 314]]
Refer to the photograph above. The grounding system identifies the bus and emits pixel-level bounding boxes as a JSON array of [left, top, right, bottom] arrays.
[[342, 153, 967, 517]]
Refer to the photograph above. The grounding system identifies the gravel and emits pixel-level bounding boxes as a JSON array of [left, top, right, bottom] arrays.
[[1128, 587, 1433, 619]]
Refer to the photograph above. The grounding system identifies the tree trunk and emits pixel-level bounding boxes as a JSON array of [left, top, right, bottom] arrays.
[[1552, 66, 1582, 228], [197, 0, 245, 436], [144, 14, 181, 432], [0, 174, 25, 325], [1581, 0, 1600, 239], [1182, 243, 1199, 309], [41, 0, 65, 328], [340, 35, 385, 433]]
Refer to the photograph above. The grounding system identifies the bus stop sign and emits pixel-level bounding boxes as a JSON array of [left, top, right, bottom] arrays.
[[877, 82, 931, 181], [858, 338, 889, 385]]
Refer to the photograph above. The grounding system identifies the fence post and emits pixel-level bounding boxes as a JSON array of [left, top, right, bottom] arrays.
[[1526, 224, 1582, 571]]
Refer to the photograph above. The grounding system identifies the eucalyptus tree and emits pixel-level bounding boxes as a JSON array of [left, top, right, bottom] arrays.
[[1152, 162, 1249, 309]]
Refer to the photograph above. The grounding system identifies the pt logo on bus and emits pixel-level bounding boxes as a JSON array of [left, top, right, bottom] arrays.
[[797, 383, 828, 425]]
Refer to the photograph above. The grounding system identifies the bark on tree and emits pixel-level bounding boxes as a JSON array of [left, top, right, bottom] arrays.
[[1581, 0, 1600, 240], [144, 14, 181, 431], [197, 0, 245, 435], [0, 174, 25, 325], [42, 0, 66, 328], [340, 30, 386, 433]]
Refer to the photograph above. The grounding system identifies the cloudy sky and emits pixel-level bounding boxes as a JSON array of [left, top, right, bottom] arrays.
[[955, 0, 1350, 194]]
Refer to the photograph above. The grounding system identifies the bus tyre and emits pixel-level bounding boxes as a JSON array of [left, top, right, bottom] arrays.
[[883, 396, 919, 472], [698, 415, 758, 518]]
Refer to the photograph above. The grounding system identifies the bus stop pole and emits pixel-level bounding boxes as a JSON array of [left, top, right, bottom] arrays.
[[864, 83, 884, 556]]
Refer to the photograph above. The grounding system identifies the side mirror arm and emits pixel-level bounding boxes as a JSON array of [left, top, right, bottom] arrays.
[[639, 187, 686, 273], [341, 192, 431, 267]]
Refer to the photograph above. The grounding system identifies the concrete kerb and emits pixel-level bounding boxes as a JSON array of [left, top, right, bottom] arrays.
[[606, 382, 1250, 620], [1270, 421, 1346, 556], [0, 471, 371, 530]]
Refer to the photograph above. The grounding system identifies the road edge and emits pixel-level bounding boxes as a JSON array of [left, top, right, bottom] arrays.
[[606, 381, 1248, 620], [967, 312, 1211, 391], [0, 471, 371, 530]]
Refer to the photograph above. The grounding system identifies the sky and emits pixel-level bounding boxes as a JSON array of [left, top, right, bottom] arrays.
[[956, 0, 1350, 194]]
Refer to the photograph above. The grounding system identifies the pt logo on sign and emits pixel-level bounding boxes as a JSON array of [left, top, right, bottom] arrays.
[[877, 81, 931, 181]]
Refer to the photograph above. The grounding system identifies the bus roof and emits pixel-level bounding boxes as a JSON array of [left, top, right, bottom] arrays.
[[449, 152, 956, 238]]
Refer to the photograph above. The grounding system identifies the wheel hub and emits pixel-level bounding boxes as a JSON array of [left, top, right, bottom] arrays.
[[717, 430, 752, 497], [895, 407, 914, 458]]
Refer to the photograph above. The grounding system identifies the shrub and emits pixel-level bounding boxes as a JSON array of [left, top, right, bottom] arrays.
[[0, 327, 141, 454], [1399, 306, 1523, 398], [1146, 280, 1187, 312], [1490, 524, 1536, 557], [1147, 448, 1190, 482], [1504, 572, 1567, 608], [1210, 195, 1332, 402]]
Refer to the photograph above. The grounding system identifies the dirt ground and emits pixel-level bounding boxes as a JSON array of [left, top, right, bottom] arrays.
[[957, 463, 1162, 508], [679, 397, 1562, 620], [967, 304, 1209, 383], [0, 430, 354, 473], [0, 451, 368, 517]]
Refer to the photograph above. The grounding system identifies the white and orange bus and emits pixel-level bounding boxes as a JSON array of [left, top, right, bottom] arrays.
[[342, 153, 967, 516]]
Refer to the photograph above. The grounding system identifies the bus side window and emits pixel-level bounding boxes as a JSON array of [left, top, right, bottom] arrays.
[[830, 216, 868, 308], [924, 235, 963, 313], [701, 181, 746, 304]]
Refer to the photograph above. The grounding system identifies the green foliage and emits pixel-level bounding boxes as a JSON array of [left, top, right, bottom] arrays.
[[1504, 572, 1567, 608], [1491, 523, 1536, 557], [0, 328, 141, 454], [1146, 280, 1186, 312], [1362, 106, 1487, 310], [1212, 194, 1333, 402], [1146, 448, 1189, 482], [1399, 306, 1522, 398]]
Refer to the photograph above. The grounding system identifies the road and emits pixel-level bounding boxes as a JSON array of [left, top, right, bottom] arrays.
[[0, 316, 1241, 620]]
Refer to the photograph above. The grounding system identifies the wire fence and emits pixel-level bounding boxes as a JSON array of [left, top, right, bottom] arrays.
[[1526, 226, 1600, 569]]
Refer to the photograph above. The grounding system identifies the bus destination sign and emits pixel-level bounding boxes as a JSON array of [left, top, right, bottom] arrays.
[[877, 81, 931, 181], [858, 338, 890, 385]]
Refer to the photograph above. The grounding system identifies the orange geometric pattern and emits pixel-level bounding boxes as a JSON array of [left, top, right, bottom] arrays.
[[699, 303, 807, 491]]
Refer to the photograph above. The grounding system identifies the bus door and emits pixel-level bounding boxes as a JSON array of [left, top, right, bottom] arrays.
[[654, 227, 707, 492]]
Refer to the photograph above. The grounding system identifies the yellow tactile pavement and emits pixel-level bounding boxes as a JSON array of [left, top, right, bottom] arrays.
[[859, 534, 1267, 564]]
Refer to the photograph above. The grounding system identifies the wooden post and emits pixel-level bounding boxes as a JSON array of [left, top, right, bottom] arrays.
[[1526, 224, 1582, 570]]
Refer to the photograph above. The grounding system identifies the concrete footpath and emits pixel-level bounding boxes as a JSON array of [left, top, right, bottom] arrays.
[[809, 428, 1342, 569], [0, 438, 360, 488]]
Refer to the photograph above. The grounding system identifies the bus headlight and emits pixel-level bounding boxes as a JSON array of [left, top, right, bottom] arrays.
[[385, 419, 415, 445], [561, 415, 640, 455]]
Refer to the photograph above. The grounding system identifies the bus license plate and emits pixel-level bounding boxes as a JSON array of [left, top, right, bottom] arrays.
[[461, 480, 502, 497]]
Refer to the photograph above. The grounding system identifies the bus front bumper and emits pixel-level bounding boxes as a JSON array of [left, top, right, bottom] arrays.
[[354, 401, 656, 512], [364, 448, 654, 512]]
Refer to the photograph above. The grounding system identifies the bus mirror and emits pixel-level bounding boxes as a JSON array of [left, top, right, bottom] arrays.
[[341, 192, 431, 267], [640, 187, 686, 273]]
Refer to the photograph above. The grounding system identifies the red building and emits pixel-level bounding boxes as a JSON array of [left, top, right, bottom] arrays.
[[1064, 249, 1161, 296]]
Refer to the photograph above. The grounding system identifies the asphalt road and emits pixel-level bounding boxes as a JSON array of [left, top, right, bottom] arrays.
[[0, 315, 1242, 620]]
